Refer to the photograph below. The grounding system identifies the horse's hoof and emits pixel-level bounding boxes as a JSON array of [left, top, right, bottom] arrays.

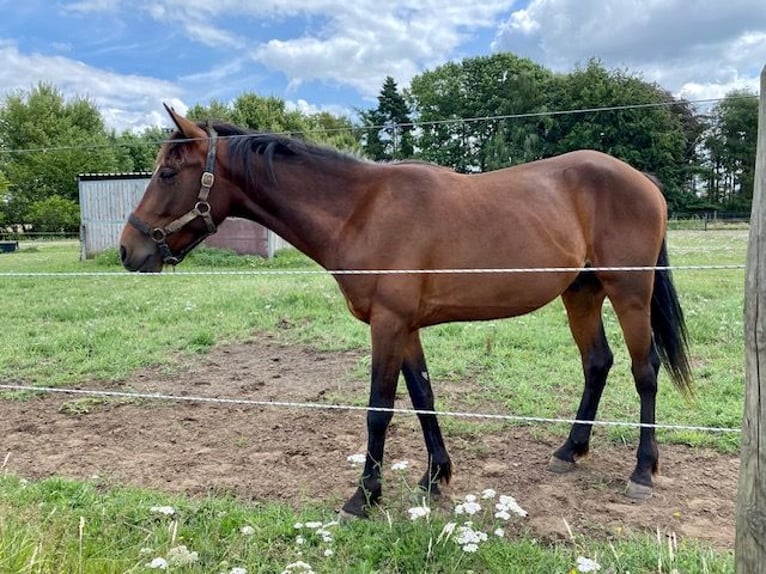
[[625, 480, 653, 501], [547, 455, 576, 474]]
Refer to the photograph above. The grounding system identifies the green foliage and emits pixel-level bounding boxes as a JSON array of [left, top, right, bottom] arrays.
[[699, 90, 759, 210], [360, 76, 414, 160], [409, 53, 556, 172], [189, 93, 360, 153], [26, 195, 80, 233], [0, 83, 122, 223], [112, 126, 166, 172], [545, 60, 696, 209]]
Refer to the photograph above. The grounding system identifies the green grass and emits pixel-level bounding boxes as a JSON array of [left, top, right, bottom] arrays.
[[0, 232, 746, 571], [0, 474, 733, 573]]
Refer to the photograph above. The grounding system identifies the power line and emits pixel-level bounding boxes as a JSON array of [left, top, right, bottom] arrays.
[[0, 383, 742, 434], [0, 94, 756, 157]]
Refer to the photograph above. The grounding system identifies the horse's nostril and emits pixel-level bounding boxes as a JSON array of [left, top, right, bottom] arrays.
[[119, 245, 127, 264]]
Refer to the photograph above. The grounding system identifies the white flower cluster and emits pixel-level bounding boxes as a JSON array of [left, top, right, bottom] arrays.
[[407, 503, 432, 521], [346, 453, 366, 466], [149, 505, 176, 516], [455, 522, 489, 553], [454, 494, 482, 516], [145, 544, 199, 570], [576, 556, 602, 572], [391, 460, 410, 471], [495, 494, 528, 519], [441, 489, 528, 554], [577, 556, 601, 574], [282, 560, 315, 574]]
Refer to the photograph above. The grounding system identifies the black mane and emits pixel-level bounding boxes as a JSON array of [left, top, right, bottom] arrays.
[[200, 121, 358, 188]]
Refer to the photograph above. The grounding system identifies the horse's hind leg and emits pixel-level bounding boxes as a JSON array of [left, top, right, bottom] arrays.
[[549, 273, 613, 472], [401, 331, 452, 494], [606, 276, 661, 500]]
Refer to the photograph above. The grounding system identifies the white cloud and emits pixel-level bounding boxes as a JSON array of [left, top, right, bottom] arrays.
[[0, 41, 185, 132], [492, 0, 765, 98], [249, 1, 515, 97]]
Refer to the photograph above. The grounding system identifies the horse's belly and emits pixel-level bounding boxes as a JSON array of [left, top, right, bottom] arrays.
[[418, 272, 577, 326]]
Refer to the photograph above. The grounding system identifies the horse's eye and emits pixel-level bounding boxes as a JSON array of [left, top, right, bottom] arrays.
[[158, 168, 177, 181]]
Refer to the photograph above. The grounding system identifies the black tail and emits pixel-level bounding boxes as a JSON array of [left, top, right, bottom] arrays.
[[651, 239, 693, 392]]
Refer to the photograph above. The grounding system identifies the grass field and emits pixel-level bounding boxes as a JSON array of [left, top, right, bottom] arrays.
[[0, 231, 746, 573]]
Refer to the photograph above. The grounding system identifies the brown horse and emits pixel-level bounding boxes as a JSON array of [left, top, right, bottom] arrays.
[[120, 107, 692, 517]]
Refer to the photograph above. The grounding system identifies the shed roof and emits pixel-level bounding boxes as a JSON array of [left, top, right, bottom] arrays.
[[77, 172, 153, 181]]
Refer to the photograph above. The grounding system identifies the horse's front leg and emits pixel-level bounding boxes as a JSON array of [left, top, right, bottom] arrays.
[[401, 330, 452, 495], [341, 312, 409, 519]]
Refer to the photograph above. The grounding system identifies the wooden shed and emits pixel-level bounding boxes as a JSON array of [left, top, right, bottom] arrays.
[[78, 173, 289, 259]]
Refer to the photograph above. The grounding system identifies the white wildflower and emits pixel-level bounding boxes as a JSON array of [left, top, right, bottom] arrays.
[[139, 547, 153, 555], [167, 545, 199, 566], [481, 488, 497, 499], [293, 522, 304, 529], [150, 506, 176, 516], [456, 523, 488, 547], [462, 543, 479, 553], [304, 521, 323, 529], [317, 529, 333, 543], [455, 500, 481, 515], [494, 510, 512, 521], [496, 495, 527, 517], [465, 494, 477, 503], [576, 556, 602, 573], [494, 528, 505, 537], [146, 557, 168, 570], [228, 569, 247, 574], [295, 535, 306, 545], [240, 525, 255, 536], [391, 460, 409, 471], [323, 548, 334, 557], [407, 504, 431, 521], [346, 453, 366, 466], [282, 560, 315, 573]]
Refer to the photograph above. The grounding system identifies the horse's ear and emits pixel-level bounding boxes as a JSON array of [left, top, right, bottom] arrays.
[[163, 103, 206, 140]]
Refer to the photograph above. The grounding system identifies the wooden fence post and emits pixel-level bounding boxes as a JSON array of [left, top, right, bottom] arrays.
[[736, 64, 766, 572]]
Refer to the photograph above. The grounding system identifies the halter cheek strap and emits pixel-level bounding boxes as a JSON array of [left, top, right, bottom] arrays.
[[127, 123, 218, 266]]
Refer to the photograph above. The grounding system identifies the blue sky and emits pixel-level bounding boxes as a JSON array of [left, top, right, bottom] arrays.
[[0, 0, 764, 132]]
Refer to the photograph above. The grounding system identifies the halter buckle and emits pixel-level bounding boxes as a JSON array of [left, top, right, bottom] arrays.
[[195, 201, 211, 215], [201, 172, 214, 188], [151, 228, 167, 243]]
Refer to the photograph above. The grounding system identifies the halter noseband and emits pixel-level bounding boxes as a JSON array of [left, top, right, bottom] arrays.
[[127, 123, 219, 266]]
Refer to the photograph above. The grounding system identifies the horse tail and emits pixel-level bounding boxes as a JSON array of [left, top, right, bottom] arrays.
[[651, 239, 693, 393]]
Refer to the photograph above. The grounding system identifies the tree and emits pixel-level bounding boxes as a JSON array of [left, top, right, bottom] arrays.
[[113, 126, 167, 173], [408, 54, 555, 171], [545, 60, 696, 209], [26, 194, 80, 233], [0, 83, 121, 224], [189, 93, 359, 152], [700, 90, 759, 210], [360, 76, 414, 161]]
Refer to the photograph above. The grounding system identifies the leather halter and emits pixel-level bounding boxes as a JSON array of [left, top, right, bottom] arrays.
[[127, 123, 218, 266]]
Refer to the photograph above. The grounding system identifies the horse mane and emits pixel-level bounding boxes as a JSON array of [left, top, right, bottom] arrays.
[[164, 121, 361, 190]]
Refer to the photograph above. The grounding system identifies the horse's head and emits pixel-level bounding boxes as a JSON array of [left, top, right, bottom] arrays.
[[119, 105, 229, 272]]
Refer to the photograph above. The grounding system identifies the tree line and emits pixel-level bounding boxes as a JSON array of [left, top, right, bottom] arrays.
[[0, 56, 758, 233]]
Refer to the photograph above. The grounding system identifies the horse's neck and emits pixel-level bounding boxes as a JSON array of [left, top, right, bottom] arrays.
[[235, 156, 368, 266]]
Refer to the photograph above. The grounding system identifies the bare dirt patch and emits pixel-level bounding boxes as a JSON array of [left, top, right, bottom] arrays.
[[1, 336, 737, 550]]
